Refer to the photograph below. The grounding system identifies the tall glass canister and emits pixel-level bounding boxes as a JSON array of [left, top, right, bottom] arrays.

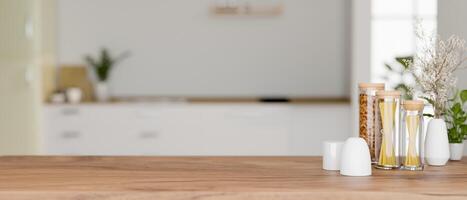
[[400, 100, 424, 170], [375, 90, 401, 169], [358, 83, 385, 164]]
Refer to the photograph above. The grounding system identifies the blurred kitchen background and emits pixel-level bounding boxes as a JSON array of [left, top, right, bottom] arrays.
[[0, 0, 465, 156]]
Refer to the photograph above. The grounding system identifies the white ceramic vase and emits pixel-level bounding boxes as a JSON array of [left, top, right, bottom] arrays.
[[95, 82, 110, 102], [425, 118, 450, 166], [449, 142, 464, 161], [66, 87, 83, 104]]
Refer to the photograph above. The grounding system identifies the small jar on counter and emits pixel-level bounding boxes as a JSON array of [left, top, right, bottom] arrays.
[[375, 90, 401, 170], [400, 100, 425, 171], [358, 83, 385, 164]]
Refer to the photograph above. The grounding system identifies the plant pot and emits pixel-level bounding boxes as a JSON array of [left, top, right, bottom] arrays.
[[95, 82, 110, 102], [425, 118, 450, 166], [449, 142, 464, 161]]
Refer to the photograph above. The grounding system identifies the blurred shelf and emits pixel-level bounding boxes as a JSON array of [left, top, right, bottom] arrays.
[[211, 3, 284, 16], [44, 96, 350, 105]]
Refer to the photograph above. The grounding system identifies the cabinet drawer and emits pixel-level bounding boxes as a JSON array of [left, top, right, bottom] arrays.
[[44, 129, 88, 155], [118, 130, 161, 155]]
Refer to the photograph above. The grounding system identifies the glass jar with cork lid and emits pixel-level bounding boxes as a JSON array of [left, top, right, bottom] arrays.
[[375, 90, 401, 169], [400, 100, 425, 171], [358, 83, 385, 164]]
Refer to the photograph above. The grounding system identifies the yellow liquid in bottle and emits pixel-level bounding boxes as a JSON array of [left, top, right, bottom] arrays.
[[404, 115, 420, 167], [378, 101, 397, 167]]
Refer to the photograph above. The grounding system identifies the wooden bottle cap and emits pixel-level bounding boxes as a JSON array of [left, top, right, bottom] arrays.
[[402, 100, 425, 111], [358, 83, 385, 89], [376, 90, 401, 97]]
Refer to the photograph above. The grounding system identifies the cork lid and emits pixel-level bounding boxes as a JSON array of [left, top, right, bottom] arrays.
[[376, 90, 401, 97], [403, 100, 425, 111], [358, 83, 385, 89]]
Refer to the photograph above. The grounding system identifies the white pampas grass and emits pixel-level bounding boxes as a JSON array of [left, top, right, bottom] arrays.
[[410, 25, 467, 118]]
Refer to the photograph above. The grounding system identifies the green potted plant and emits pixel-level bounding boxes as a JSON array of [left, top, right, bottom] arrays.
[[445, 90, 467, 160], [383, 56, 414, 99], [84, 48, 129, 102]]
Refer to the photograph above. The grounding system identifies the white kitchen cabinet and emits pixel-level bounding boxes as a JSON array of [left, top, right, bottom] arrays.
[[199, 105, 289, 155], [42, 103, 350, 155], [288, 104, 352, 155]]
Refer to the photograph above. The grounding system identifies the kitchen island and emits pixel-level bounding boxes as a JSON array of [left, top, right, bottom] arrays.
[[0, 156, 465, 200]]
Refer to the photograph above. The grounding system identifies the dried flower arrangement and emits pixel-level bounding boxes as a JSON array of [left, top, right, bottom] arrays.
[[409, 26, 467, 118]]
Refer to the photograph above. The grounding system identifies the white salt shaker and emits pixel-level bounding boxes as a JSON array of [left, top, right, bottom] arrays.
[[340, 137, 372, 176], [322, 141, 344, 171]]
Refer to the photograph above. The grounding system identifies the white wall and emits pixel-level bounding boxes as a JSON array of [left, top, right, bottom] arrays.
[[438, 0, 467, 155], [350, 0, 371, 137], [438, 0, 467, 90], [57, 0, 351, 98]]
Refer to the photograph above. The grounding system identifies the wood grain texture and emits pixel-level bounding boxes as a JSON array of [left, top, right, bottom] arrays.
[[0, 156, 466, 200]]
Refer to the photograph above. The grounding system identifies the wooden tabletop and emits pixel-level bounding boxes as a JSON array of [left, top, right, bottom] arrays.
[[0, 156, 466, 200]]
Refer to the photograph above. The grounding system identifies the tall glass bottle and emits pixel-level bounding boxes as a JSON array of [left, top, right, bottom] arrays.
[[400, 100, 424, 170], [375, 90, 401, 169], [358, 83, 385, 164]]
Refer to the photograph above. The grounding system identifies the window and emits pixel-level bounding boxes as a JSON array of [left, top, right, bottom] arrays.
[[371, 0, 437, 86]]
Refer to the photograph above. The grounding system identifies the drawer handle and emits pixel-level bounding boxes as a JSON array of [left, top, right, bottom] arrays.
[[136, 112, 162, 118], [139, 131, 158, 139], [60, 131, 81, 139], [61, 108, 79, 116], [226, 111, 266, 118]]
